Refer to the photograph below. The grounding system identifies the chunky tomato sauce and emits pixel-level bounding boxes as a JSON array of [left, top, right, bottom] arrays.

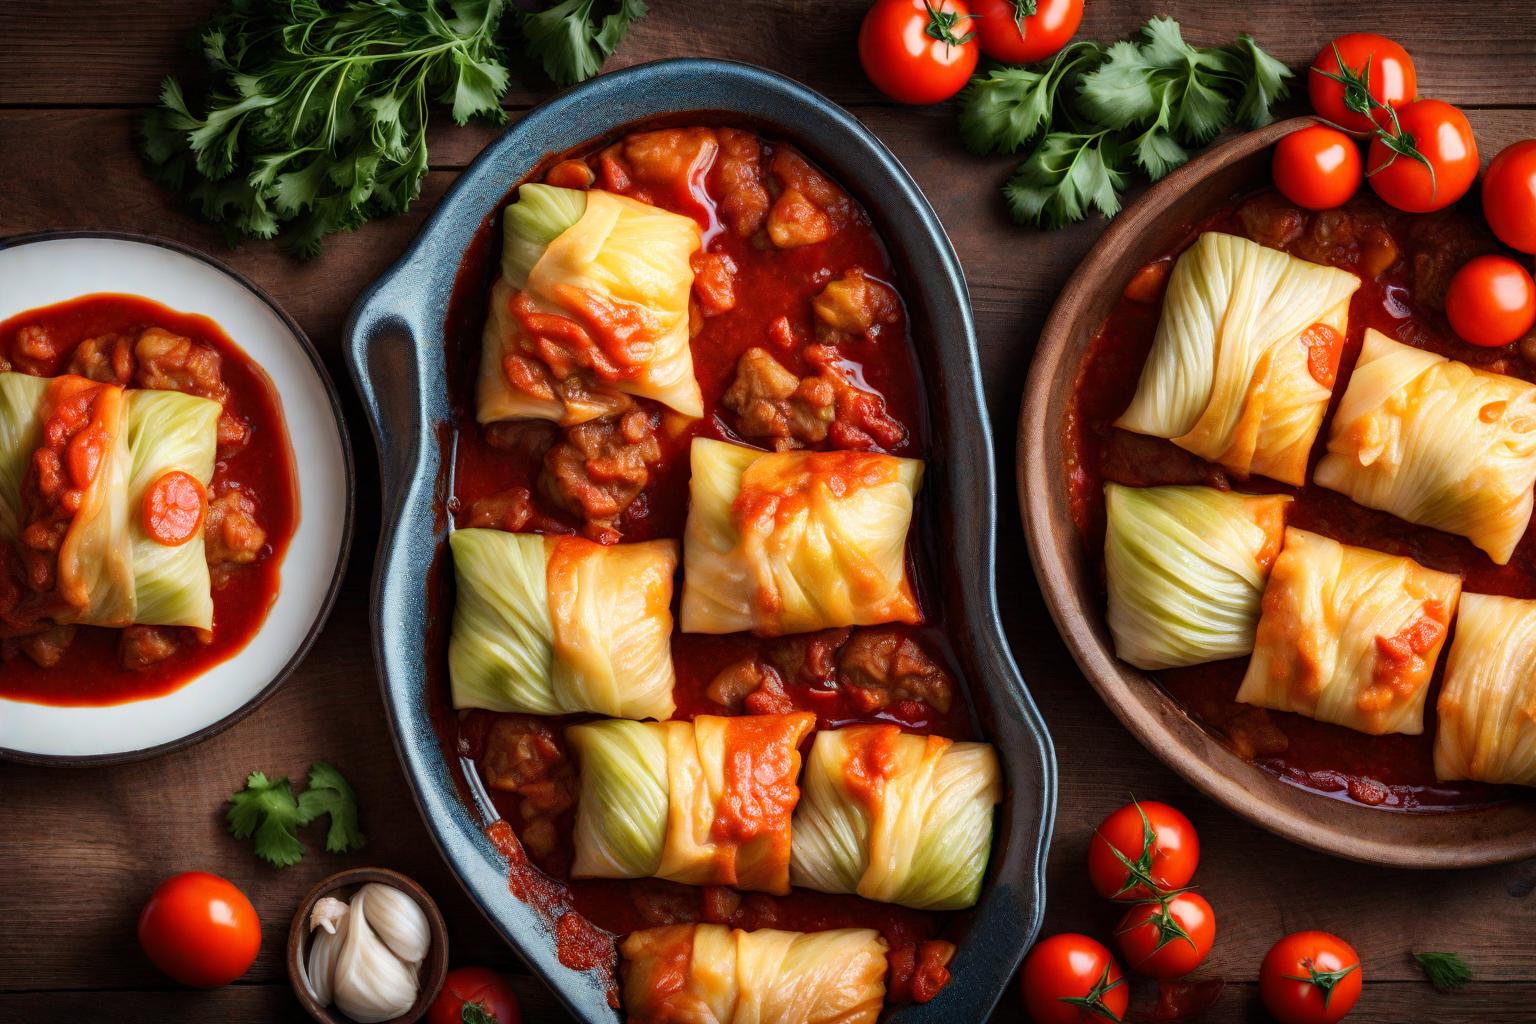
[[0, 295, 297, 706], [434, 122, 975, 989], [1066, 189, 1532, 810]]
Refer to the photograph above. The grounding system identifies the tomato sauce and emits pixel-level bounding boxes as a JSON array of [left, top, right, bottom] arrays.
[[435, 123, 973, 979], [1066, 190, 1531, 810], [0, 294, 297, 706]]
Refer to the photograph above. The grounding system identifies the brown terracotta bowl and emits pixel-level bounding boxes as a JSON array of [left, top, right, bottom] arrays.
[[288, 867, 450, 1024], [1018, 115, 1536, 869]]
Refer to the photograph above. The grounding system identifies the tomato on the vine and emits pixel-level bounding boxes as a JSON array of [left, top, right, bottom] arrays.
[[970, 0, 1082, 65], [1273, 124, 1363, 210], [1260, 931, 1362, 1024], [1087, 799, 1199, 900], [1366, 98, 1478, 213], [1445, 255, 1536, 348], [1020, 934, 1128, 1024], [137, 872, 261, 988], [429, 966, 522, 1024], [1115, 892, 1216, 979], [859, 0, 978, 105], [1308, 33, 1417, 135], [1483, 139, 1536, 254]]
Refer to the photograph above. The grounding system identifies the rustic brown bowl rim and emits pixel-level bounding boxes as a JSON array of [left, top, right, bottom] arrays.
[[287, 866, 450, 1024], [1018, 115, 1536, 869]]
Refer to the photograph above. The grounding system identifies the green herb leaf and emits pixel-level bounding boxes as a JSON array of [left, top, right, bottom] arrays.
[[1415, 951, 1472, 992], [958, 42, 1103, 155], [1004, 131, 1128, 229], [523, 0, 648, 87], [460, 1000, 499, 1024], [297, 762, 367, 855], [1224, 34, 1294, 128], [227, 771, 306, 868]]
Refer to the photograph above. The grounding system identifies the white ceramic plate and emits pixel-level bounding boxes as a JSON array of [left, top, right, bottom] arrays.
[[0, 233, 352, 763]]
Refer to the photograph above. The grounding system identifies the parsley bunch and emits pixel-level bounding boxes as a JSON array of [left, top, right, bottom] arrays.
[[141, 0, 647, 257], [959, 17, 1292, 229], [227, 762, 366, 867]]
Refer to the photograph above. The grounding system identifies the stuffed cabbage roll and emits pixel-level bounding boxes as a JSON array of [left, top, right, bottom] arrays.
[[1314, 329, 1536, 566], [790, 725, 1000, 910], [448, 529, 677, 720], [124, 388, 220, 629], [1116, 232, 1361, 485], [567, 713, 815, 893], [620, 924, 888, 1024], [1237, 528, 1461, 735], [1434, 593, 1536, 787], [1104, 483, 1292, 670], [680, 439, 923, 637], [477, 184, 704, 425]]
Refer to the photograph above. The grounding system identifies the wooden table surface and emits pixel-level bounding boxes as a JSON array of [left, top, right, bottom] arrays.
[[2, 2, 1532, 1021]]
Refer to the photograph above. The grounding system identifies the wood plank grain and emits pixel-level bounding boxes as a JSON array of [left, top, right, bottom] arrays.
[[3, 0, 1535, 108]]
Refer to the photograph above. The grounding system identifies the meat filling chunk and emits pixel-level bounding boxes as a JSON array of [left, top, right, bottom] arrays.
[[541, 409, 661, 543], [837, 628, 955, 714]]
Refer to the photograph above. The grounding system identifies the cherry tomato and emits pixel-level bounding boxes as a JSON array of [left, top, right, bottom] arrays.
[[1445, 255, 1536, 348], [1367, 99, 1478, 213], [859, 0, 978, 105], [1020, 933, 1128, 1024], [1308, 33, 1417, 135], [1115, 892, 1217, 979], [1483, 139, 1536, 254], [1087, 799, 1199, 901], [1273, 124, 1364, 210], [1259, 931, 1362, 1024], [137, 871, 261, 988], [429, 966, 522, 1024], [970, 0, 1082, 64], [143, 470, 208, 546]]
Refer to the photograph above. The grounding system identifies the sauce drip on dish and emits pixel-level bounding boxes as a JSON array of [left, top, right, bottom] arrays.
[[0, 294, 297, 706], [1067, 189, 1527, 810]]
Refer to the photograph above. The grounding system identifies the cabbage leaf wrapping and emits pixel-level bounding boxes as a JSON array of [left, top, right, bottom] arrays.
[[1237, 528, 1461, 736], [477, 185, 704, 425], [1434, 593, 1536, 787], [0, 371, 49, 542], [620, 923, 889, 1024], [448, 529, 677, 720], [1104, 483, 1292, 669], [1315, 329, 1536, 566], [1116, 232, 1360, 485], [790, 724, 1000, 910], [567, 713, 815, 894], [680, 439, 923, 637], [125, 388, 220, 629]]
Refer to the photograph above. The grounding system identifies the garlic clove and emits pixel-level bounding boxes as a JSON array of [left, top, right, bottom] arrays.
[[304, 902, 349, 1007], [355, 883, 432, 965], [333, 887, 421, 1024], [311, 895, 351, 936]]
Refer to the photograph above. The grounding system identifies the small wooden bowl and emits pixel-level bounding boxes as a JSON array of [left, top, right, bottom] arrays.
[[1019, 116, 1536, 869], [288, 867, 450, 1024]]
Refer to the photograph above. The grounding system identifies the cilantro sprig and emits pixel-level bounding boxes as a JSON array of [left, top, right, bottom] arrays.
[[227, 762, 366, 867], [960, 16, 1293, 229], [141, 0, 647, 256]]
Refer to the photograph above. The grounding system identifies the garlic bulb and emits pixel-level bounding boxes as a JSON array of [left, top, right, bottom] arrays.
[[306, 883, 431, 1023], [355, 883, 431, 964]]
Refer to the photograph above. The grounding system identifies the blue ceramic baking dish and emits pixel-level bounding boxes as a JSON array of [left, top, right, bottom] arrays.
[[345, 58, 1056, 1023]]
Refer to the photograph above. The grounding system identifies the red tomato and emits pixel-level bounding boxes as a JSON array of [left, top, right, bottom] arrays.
[[1259, 931, 1362, 1024], [1087, 800, 1199, 900], [144, 470, 208, 546], [970, 0, 1082, 64], [429, 966, 522, 1024], [1272, 124, 1364, 210], [1115, 893, 1217, 979], [1367, 99, 1478, 213], [1308, 33, 1417, 134], [1020, 933, 1128, 1024], [1445, 255, 1536, 348], [137, 871, 261, 988], [1483, 139, 1536, 254], [859, 0, 978, 105]]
